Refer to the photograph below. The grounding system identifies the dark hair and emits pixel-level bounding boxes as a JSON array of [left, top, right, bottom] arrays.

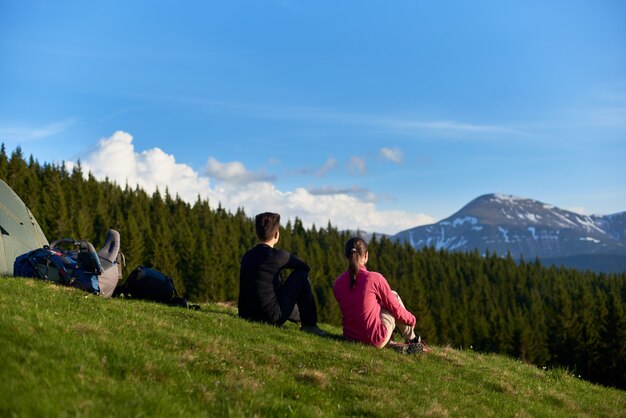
[[255, 212, 281, 242], [344, 237, 367, 289]]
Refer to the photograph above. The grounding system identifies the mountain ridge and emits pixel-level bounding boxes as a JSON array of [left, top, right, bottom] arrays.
[[393, 193, 626, 273]]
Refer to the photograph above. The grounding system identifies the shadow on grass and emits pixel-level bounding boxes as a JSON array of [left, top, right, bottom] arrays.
[[200, 302, 347, 342]]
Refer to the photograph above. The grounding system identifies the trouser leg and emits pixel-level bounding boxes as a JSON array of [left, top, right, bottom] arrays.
[[392, 291, 417, 341], [379, 308, 396, 347], [277, 270, 318, 326], [379, 291, 416, 347]]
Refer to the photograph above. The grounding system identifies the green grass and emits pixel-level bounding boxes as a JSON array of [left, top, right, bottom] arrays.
[[1, 277, 625, 417]]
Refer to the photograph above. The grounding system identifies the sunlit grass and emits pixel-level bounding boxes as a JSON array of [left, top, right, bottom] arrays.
[[1, 277, 624, 417]]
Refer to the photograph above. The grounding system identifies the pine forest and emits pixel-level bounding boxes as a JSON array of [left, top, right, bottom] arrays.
[[2, 144, 625, 390]]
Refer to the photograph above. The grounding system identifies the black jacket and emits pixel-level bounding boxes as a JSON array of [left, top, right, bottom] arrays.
[[238, 244, 310, 323]]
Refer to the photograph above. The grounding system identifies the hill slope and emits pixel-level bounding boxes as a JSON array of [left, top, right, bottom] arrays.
[[1, 277, 625, 417], [393, 194, 626, 272]]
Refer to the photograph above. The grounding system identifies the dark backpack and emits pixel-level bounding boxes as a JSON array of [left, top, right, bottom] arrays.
[[116, 266, 199, 309]]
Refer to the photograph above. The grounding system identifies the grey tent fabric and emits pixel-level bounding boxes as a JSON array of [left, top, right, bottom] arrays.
[[0, 180, 48, 276], [97, 229, 122, 297]]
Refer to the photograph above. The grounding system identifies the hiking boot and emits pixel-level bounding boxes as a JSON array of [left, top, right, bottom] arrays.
[[407, 342, 425, 354], [406, 336, 432, 353], [300, 325, 327, 337], [387, 340, 427, 355]]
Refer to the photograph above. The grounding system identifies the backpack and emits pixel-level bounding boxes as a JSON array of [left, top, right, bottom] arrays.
[[13, 239, 101, 293], [13, 244, 78, 286], [13, 229, 124, 297], [116, 266, 199, 309]]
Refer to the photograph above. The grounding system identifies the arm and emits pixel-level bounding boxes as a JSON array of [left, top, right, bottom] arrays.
[[375, 275, 416, 327], [277, 249, 310, 272]]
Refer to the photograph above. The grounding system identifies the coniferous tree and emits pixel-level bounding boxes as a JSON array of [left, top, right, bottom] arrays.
[[7, 147, 28, 197], [524, 288, 550, 365], [602, 285, 626, 386], [0, 143, 8, 179], [40, 165, 70, 239], [122, 211, 145, 272]]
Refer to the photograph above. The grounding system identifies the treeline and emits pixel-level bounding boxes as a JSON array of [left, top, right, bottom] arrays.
[[2, 144, 626, 389]]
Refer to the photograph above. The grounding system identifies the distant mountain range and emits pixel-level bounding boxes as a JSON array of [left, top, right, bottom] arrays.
[[392, 194, 626, 273]]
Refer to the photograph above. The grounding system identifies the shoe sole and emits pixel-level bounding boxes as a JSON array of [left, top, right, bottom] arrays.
[[388, 342, 425, 354]]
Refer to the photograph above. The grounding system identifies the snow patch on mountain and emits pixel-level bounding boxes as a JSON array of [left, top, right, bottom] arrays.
[[498, 227, 510, 243], [553, 211, 577, 228], [520, 213, 541, 223], [493, 194, 525, 203], [575, 215, 605, 234], [440, 216, 478, 228]]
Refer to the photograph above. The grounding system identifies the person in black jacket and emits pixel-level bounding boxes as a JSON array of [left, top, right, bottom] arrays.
[[238, 212, 325, 335]]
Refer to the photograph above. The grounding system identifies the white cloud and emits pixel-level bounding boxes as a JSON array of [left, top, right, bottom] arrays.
[[205, 157, 274, 185], [176, 98, 522, 136], [308, 185, 377, 203], [68, 131, 435, 234], [585, 107, 626, 128], [380, 147, 404, 164], [384, 118, 517, 134], [0, 119, 76, 141], [317, 157, 337, 177], [293, 157, 337, 177], [68, 130, 211, 202], [348, 156, 367, 175]]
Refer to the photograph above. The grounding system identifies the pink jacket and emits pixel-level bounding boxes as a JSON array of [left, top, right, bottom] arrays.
[[333, 265, 416, 347]]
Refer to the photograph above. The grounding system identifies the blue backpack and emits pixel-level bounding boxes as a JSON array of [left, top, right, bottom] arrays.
[[13, 238, 102, 294], [13, 229, 123, 296]]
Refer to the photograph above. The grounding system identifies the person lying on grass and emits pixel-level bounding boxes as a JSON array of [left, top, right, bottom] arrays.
[[333, 237, 431, 354], [237, 212, 326, 336]]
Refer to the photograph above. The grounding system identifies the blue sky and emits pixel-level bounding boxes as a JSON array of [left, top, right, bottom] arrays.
[[1, 1, 625, 234]]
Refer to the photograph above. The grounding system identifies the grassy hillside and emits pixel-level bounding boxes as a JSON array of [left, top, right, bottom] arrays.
[[1, 277, 624, 417]]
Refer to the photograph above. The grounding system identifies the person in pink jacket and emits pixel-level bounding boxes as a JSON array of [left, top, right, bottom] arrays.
[[333, 237, 430, 353]]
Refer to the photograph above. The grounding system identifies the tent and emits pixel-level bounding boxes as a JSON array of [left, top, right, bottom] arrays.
[[0, 179, 48, 276]]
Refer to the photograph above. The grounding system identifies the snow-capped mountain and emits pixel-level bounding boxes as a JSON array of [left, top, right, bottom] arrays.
[[393, 194, 626, 272]]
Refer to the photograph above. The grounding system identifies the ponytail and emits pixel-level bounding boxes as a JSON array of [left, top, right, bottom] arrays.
[[349, 249, 359, 289], [344, 237, 367, 290]]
